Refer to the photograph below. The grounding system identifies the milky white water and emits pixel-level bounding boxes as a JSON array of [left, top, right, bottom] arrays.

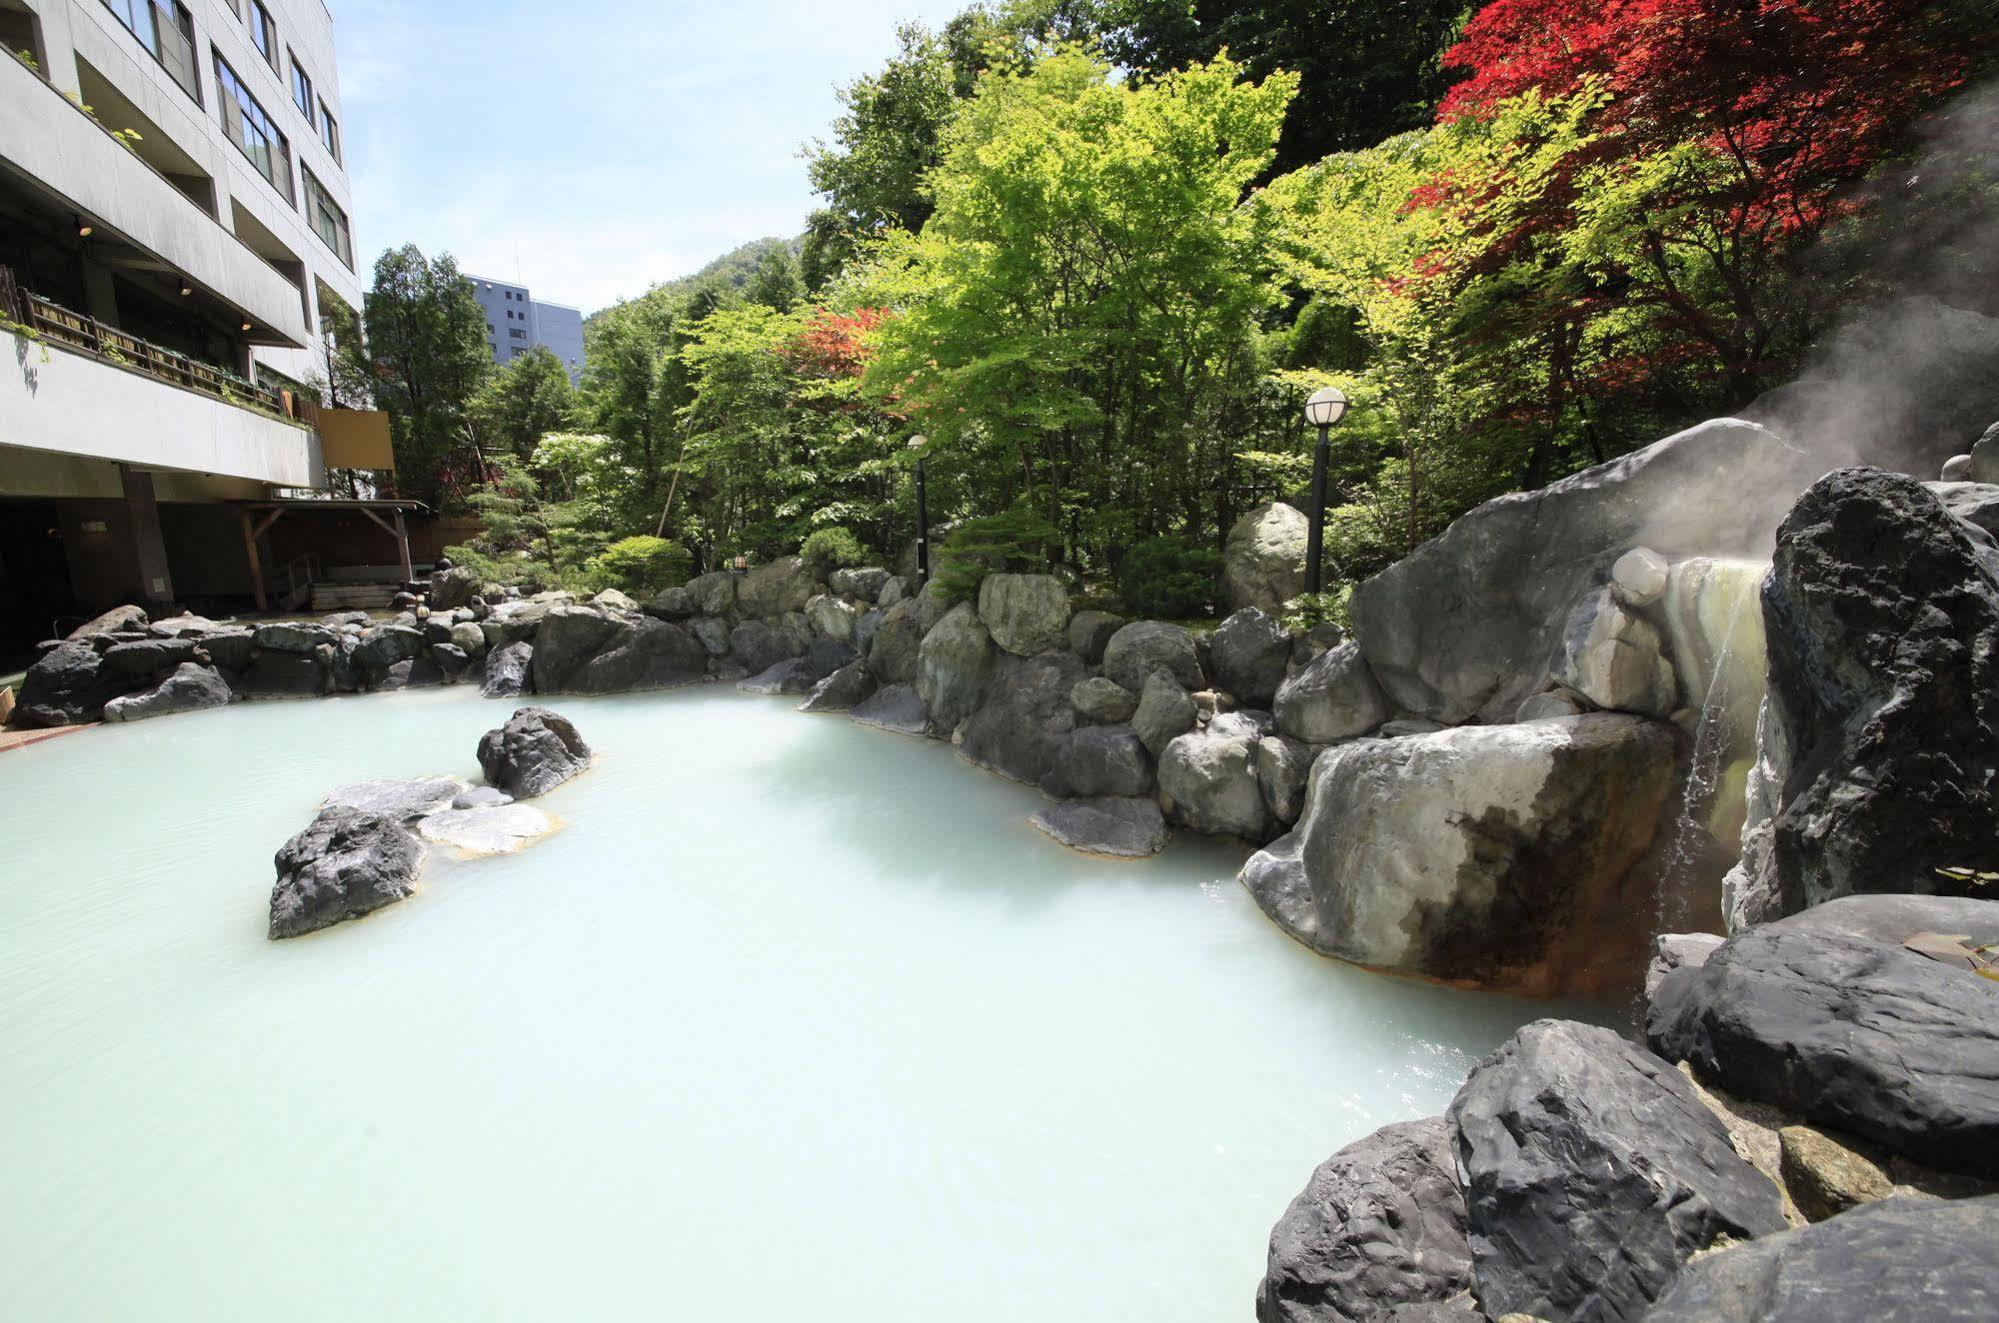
[[0, 686, 1558, 1321]]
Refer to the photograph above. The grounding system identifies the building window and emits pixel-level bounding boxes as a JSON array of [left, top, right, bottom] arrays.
[[318, 102, 339, 162], [288, 52, 314, 126], [101, 2, 202, 104], [301, 165, 353, 269], [248, 0, 276, 70], [214, 49, 293, 204], [509, 328, 527, 340]]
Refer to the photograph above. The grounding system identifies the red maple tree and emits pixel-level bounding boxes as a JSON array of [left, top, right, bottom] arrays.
[[784, 307, 891, 380]]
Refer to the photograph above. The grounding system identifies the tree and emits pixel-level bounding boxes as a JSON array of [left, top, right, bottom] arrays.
[[744, 245, 804, 313], [469, 345, 580, 459], [358, 245, 492, 507]]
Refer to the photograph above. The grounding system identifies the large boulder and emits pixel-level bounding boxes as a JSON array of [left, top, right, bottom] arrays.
[[1255, 734, 1316, 829], [1646, 921, 1999, 1180], [1071, 676, 1138, 724], [1273, 641, 1389, 744], [65, 604, 148, 639], [1240, 715, 1680, 995], [476, 707, 593, 798], [352, 624, 426, 679], [1748, 468, 1999, 915], [482, 641, 535, 698], [1029, 796, 1168, 858], [915, 602, 997, 735], [1067, 609, 1125, 664], [1255, 1117, 1474, 1323], [102, 663, 231, 722], [687, 571, 738, 618], [976, 573, 1071, 656], [800, 661, 876, 713], [829, 566, 891, 602], [958, 652, 1087, 789], [1448, 1020, 1786, 1323], [1131, 671, 1197, 757], [1158, 713, 1270, 841], [15, 639, 126, 726], [1210, 608, 1293, 707], [268, 807, 424, 939], [737, 556, 818, 618], [1552, 587, 1677, 717], [866, 596, 934, 685], [1644, 1196, 1999, 1323], [643, 584, 696, 620], [100, 637, 200, 677], [805, 593, 858, 644], [242, 651, 328, 698], [1102, 620, 1204, 694], [1055, 725, 1153, 798], [253, 621, 338, 654], [323, 776, 465, 822], [850, 683, 929, 737], [535, 611, 706, 694], [1224, 502, 1310, 614], [1352, 419, 1821, 724]]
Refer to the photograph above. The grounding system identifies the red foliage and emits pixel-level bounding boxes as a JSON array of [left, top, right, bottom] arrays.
[[784, 307, 891, 379]]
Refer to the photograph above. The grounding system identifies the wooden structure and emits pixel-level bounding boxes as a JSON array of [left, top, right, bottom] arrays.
[[233, 498, 426, 612]]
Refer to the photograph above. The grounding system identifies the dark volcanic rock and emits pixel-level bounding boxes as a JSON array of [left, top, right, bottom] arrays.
[[476, 707, 592, 798], [1029, 796, 1167, 857], [1054, 724, 1154, 798], [1646, 924, 1999, 1179], [243, 650, 327, 698], [740, 658, 817, 695], [268, 806, 423, 939], [534, 611, 706, 694], [1256, 1117, 1473, 1323], [850, 683, 929, 736], [1448, 1019, 1785, 1322], [728, 620, 789, 676], [481, 641, 534, 698], [102, 663, 231, 722], [958, 651, 1087, 790], [100, 637, 200, 676], [800, 661, 876, 713], [1645, 1196, 1999, 1323], [1210, 607, 1294, 707], [1755, 467, 1999, 913], [1102, 620, 1205, 695], [352, 624, 425, 679], [15, 639, 127, 726]]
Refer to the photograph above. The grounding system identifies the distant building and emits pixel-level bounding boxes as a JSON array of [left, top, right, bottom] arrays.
[[466, 275, 586, 384]]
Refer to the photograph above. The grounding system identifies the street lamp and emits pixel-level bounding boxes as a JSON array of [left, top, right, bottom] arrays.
[[1302, 386, 1350, 594], [908, 435, 930, 588]]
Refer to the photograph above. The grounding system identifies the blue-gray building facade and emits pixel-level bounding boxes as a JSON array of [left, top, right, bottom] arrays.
[[467, 274, 586, 384]]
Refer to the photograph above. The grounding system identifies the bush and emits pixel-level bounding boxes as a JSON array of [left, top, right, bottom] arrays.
[[1280, 586, 1354, 636], [933, 508, 1058, 603], [800, 526, 868, 573], [585, 536, 693, 596], [1118, 537, 1222, 620]]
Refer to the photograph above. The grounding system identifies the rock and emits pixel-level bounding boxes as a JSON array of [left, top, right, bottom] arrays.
[[974, 573, 1071, 656], [1353, 419, 1821, 724], [100, 638, 200, 676], [1255, 1117, 1473, 1323], [1255, 734, 1315, 828], [1514, 689, 1586, 722], [482, 642, 535, 698], [876, 575, 907, 607], [1973, 420, 1999, 484], [1070, 676, 1138, 724], [1448, 1020, 1786, 1323], [1942, 453, 1974, 481], [1930, 480, 1999, 538], [65, 604, 148, 639], [1131, 671, 1198, 757], [353, 624, 425, 677], [1102, 620, 1204, 695], [740, 658, 818, 695], [1066, 609, 1125, 664], [448, 621, 488, 657], [806, 593, 859, 644], [102, 663, 231, 722], [268, 807, 423, 939], [866, 598, 930, 686], [1752, 468, 1999, 914], [530, 606, 622, 689], [644, 585, 696, 620], [958, 652, 1086, 789], [243, 651, 327, 698], [322, 776, 465, 823], [1224, 502, 1310, 614], [1029, 797, 1167, 858], [687, 571, 738, 618], [200, 629, 256, 671], [417, 803, 555, 857], [800, 661, 876, 713], [1056, 725, 1153, 798], [1768, 892, 1999, 949], [429, 643, 471, 676], [254, 621, 338, 654], [451, 786, 512, 810], [729, 620, 787, 675], [148, 613, 222, 638], [14, 641, 123, 726], [1241, 715, 1680, 995], [1643, 1195, 1999, 1323], [1210, 608, 1293, 707], [428, 565, 480, 610], [850, 684, 929, 736], [1778, 1127, 1893, 1223], [536, 613, 707, 694], [591, 588, 639, 614], [830, 566, 891, 602], [800, 637, 854, 678], [1273, 641, 1390, 743], [1158, 715, 1268, 841], [1611, 546, 1671, 607], [476, 707, 592, 798], [1552, 587, 1677, 717], [1645, 932, 1724, 1001], [1379, 718, 1446, 738], [684, 616, 730, 657], [915, 602, 996, 734], [1646, 924, 1999, 1179], [737, 556, 818, 618]]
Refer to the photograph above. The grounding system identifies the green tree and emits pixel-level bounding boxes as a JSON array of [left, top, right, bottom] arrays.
[[469, 345, 580, 459], [358, 244, 492, 507], [744, 245, 805, 313]]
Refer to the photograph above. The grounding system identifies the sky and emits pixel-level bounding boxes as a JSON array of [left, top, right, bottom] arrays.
[[335, 0, 966, 314]]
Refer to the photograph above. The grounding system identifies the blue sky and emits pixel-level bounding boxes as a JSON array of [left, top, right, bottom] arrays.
[[336, 0, 965, 313]]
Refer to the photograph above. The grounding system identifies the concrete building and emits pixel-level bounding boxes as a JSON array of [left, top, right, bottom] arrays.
[[0, 0, 394, 662], [467, 274, 586, 384]]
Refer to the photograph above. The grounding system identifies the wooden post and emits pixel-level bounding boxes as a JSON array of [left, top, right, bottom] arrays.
[[240, 508, 267, 613], [393, 509, 413, 585]]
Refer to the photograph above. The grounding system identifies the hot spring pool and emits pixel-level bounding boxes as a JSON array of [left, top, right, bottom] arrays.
[[1, 686, 1560, 1321]]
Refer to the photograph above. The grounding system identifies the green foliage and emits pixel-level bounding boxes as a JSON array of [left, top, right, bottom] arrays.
[[800, 526, 868, 572], [355, 245, 492, 507], [1118, 537, 1222, 620], [470, 345, 580, 459], [587, 536, 693, 595], [1280, 587, 1354, 636], [933, 508, 1058, 603]]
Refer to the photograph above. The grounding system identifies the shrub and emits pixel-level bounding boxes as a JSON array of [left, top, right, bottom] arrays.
[[800, 526, 868, 573], [585, 536, 693, 595], [1280, 586, 1355, 636], [1119, 537, 1222, 620], [932, 508, 1058, 603]]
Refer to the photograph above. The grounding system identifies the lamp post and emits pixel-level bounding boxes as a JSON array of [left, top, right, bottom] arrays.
[[1302, 386, 1350, 594], [908, 435, 930, 588]]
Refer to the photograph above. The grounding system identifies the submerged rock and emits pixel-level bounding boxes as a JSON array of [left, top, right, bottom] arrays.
[[476, 707, 592, 798], [323, 776, 466, 823], [268, 806, 424, 939], [417, 803, 556, 857], [1029, 796, 1168, 858], [102, 663, 231, 722]]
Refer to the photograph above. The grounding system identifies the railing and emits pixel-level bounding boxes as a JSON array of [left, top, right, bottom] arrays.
[[9, 284, 314, 429]]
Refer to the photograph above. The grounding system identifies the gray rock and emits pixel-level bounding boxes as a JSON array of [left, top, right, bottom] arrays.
[[1256, 1118, 1473, 1323], [876, 575, 907, 607], [14, 639, 126, 726], [1769, 892, 1999, 949], [1131, 671, 1198, 757], [958, 652, 1086, 789], [1103, 620, 1204, 694], [1645, 932, 1724, 1001], [1056, 725, 1153, 798], [1067, 609, 1126, 664], [1611, 546, 1671, 607], [1071, 676, 1138, 724], [1029, 796, 1168, 857], [102, 662, 231, 722], [850, 683, 929, 736], [1241, 715, 1680, 995], [1255, 734, 1315, 828], [100, 637, 200, 676], [429, 643, 471, 676], [200, 629, 256, 671], [353, 624, 425, 678], [686, 615, 731, 657], [482, 642, 535, 698], [66, 604, 148, 639], [268, 806, 423, 939], [830, 566, 892, 602], [687, 571, 738, 618], [536, 612, 707, 694], [449, 621, 487, 657], [854, 608, 884, 656], [323, 776, 465, 822], [976, 573, 1071, 656], [149, 613, 223, 638], [644, 585, 696, 620], [915, 602, 996, 734], [1779, 1125, 1893, 1223], [1644, 1196, 1999, 1323], [428, 564, 480, 610], [729, 620, 787, 676], [805, 592, 859, 644], [1929, 480, 1999, 538], [1942, 453, 1974, 481], [1378, 717, 1446, 738], [1553, 587, 1677, 717], [590, 587, 639, 615], [1159, 716, 1268, 841], [243, 651, 328, 698], [866, 597, 930, 686], [1289, 621, 1346, 671], [1274, 641, 1390, 743], [253, 621, 338, 654], [1224, 502, 1309, 615], [451, 786, 513, 810], [1646, 923, 1999, 1179], [1448, 1019, 1786, 1322], [530, 606, 623, 689], [740, 658, 818, 695], [476, 707, 592, 798], [737, 556, 818, 618], [1353, 419, 1821, 724], [800, 661, 876, 713], [1211, 607, 1293, 707], [804, 638, 858, 680], [417, 802, 555, 857], [1515, 689, 1587, 722]]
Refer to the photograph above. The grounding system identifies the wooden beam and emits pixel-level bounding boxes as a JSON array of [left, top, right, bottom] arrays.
[[239, 508, 267, 613], [393, 509, 414, 585], [354, 505, 398, 538]]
